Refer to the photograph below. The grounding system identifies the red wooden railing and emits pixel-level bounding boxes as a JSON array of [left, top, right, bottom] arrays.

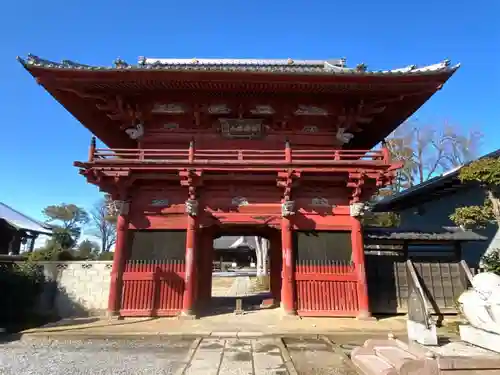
[[120, 260, 185, 316], [295, 260, 359, 317], [88, 138, 391, 165]]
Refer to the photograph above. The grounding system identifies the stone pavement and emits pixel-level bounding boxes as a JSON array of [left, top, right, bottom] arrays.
[[212, 276, 254, 298], [227, 276, 252, 297], [182, 337, 290, 375], [21, 309, 409, 338], [0, 335, 364, 375]]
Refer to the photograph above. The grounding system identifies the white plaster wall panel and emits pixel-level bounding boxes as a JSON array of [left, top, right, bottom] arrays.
[[35, 261, 112, 318]]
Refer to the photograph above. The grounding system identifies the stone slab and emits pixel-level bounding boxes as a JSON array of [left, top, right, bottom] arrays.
[[460, 325, 500, 354], [407, 320, 438, 346]]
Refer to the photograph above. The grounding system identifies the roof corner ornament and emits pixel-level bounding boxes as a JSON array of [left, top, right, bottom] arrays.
[[336, 127, 354, 144], [125, 123, 144, 140]]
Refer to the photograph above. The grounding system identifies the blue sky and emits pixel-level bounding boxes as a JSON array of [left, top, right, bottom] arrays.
[[0, 0, 499, 229]]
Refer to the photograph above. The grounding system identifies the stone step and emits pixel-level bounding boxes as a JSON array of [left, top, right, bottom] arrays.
[[351, 336, 434, 375], [374, 346, 418, 372], [351, 349, 399, 375]]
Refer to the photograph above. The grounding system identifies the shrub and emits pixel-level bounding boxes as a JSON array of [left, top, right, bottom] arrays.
[[97, 251, 114, 261], [0, 261, 45, 326], [27, 248, 77, 262], [481, 249, 500, 275]]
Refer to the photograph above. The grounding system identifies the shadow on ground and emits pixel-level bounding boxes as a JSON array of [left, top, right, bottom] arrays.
[[198, 293, 276, 317]]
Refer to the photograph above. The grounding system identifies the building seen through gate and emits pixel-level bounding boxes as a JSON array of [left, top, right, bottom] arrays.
[[19, 55, 459, 319]]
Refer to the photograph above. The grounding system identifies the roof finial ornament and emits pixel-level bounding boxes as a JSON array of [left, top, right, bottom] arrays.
[[113, 58, 129, 69], [356, 63, 367, 72]]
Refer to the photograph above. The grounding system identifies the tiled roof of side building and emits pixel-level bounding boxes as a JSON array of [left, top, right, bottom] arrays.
[[17, 54, 460, 76], [372, 148, 500, 212], [364, 227, 487, 242], [0, 202, 52, 235]]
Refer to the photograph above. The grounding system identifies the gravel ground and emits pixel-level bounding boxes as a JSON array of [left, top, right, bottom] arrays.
[[0, 337, 193, 375]]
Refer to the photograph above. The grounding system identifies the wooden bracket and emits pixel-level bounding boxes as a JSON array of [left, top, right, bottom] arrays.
[[277, 170, 301, 201], [347, 172, 366, 203]]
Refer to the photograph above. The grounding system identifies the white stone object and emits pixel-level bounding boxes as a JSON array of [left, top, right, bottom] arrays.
[[460, 325, 500, 354], [407, 320, 438, 346], [458, 272, 500, 335]]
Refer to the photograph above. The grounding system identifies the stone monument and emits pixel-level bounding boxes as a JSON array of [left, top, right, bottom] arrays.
[[458, 272, 500, 353]]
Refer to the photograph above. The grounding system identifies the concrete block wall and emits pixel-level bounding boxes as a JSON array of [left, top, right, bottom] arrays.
[[36, 261, 112, 318]]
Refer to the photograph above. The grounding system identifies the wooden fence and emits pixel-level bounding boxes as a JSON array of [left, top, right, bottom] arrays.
[[366, 254, 474, 315]]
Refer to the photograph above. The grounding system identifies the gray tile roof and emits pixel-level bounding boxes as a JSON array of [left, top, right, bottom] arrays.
[[17, 54, 460, 76], [0, 202, 52, 235], [213, 236, 258, 250], [364, 226, 486, 242]]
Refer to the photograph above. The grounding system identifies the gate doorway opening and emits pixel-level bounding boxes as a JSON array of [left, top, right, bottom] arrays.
[[197, 225, 282, 316]]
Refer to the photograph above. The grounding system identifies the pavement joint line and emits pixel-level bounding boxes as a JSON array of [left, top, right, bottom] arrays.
[[174, 336, 202, 375], [277, 337, 299, 375], [321, 335, 360, 373]]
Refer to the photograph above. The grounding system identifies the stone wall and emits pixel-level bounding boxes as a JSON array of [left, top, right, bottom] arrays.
[[36, 261, 112, 318]]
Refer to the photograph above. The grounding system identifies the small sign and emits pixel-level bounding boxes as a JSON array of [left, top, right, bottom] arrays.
[[220, 119, 263, 139], [152, 103, 186, 114]]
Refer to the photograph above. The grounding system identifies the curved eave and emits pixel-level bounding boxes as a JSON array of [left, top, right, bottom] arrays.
[[18, 55, 460, 87], [18, 56, 460, 149]]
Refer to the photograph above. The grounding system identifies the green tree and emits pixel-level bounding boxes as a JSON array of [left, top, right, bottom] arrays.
[[42, 203, 89, 250], [75, 239, 101, 260], [450, 157, 500, 228], [450, 157, 500, 273], [89, 195, 117, 253]]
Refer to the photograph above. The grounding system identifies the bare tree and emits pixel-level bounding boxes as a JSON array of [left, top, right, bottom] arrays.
[[386, 120, 482, 191], [89, 196, 117, 253]]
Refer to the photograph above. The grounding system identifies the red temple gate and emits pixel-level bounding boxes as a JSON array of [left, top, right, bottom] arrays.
[[19, 55, 459, 319]]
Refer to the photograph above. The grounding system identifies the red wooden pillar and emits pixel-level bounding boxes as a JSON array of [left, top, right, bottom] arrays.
[[351, 216, 371, 319], [107, 203, 129, 317], [281, 216, 296, 315], [182, 212, 197, 317]]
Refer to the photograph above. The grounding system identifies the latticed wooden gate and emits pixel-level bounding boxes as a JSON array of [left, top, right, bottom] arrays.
[[120, 230, 186, 316], [294, 231, 359, 317]]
